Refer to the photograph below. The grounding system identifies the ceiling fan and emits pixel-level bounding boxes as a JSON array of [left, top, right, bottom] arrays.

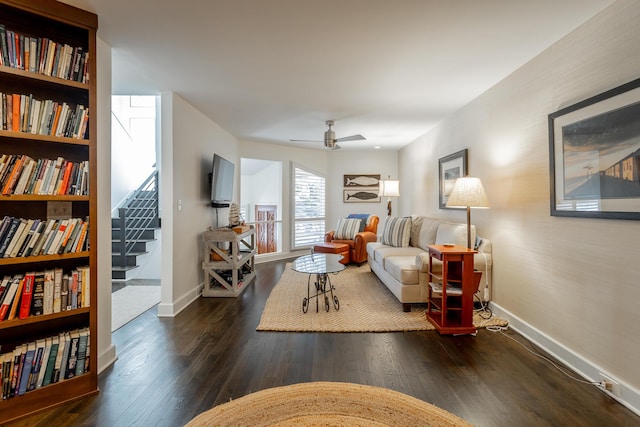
[[290, 120, 366, 150]]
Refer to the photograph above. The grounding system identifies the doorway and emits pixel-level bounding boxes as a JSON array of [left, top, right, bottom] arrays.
[[255, 204, 277, 254]]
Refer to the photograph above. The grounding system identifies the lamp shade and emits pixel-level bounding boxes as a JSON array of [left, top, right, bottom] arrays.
[[380, 180, 400, 197], [446, 177, 490, 208]]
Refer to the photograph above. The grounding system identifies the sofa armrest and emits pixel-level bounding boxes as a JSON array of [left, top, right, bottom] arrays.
[[415, 252, 431, 272], [354, 230, 377, 247], [325, 230, 336, 242]]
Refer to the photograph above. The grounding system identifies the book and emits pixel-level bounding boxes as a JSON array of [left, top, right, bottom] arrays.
[[18, 272, 35, 319], [46, 219, 68, 255], [74, 328, 89, 376], [31, 218, 56, 256], [23, 220, 46, 256], [53, 267, 63, 313], [0, 276, 21, 321], [16, 219, 40, 257], [64, 329, 80, 379], [30, 272, 45, 316], [3, 218, 27, 258], [7, 276, 25, 321], [50, 332, 67, 384], [0, 275, 11, 305], [8, 218, 33, 258], [17, 341, 35, 395], [54, 331, 71, 383], [0, 217, 21, 257], [70, 269, 79, 309], [79, 266, 90, 308], [61, 274, 69, 311], [43, 269, 55, 315], [27, 338, 46, 391], [41, 335, 59, 387], [2, 352, 12, 399], [9, 345, 25, 398], [35, 337, 52, 389]]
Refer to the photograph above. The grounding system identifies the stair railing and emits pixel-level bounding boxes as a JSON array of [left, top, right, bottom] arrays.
[[116, 170, 159, 268]]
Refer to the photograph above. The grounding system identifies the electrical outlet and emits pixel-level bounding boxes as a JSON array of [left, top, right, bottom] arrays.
[[598, 373, 621, 397], [483, 287, 489, 301]]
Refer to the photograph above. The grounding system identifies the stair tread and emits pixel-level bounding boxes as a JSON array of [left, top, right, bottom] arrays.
[[112, 251, 148, 256], [111, 265, 139, 272]]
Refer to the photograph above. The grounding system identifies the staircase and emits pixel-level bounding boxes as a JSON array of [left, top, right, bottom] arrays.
[[112, 171, 160, 280]]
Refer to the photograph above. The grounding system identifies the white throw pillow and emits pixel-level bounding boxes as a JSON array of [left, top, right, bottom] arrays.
[[381, 216, 412, 247], [334, 218, 362, 239]]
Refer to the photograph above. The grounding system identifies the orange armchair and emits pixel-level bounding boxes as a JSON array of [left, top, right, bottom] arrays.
[[325, 215, 379, 265]]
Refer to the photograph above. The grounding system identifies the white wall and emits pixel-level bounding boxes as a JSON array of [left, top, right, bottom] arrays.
[[400, 0, 640, 412], [96, 37, 116, 373], [325, 150, 398, 228], [157, 92, 238, 317]]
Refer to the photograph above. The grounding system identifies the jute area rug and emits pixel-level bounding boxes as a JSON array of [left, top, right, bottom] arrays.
[[185, 381, 472, 426], [256, 264, 507, 332]]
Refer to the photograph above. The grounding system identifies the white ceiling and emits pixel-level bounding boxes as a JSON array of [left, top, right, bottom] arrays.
[[62, 0, 614, 151]]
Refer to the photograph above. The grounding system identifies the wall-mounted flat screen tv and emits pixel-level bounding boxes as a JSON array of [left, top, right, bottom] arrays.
[[210, 154, 234, 208]]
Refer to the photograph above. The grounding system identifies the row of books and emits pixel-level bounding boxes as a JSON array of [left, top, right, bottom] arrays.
[[0, 24, 89, 83], [0, 154, 89, 196], [1, 328, 89, 400], [0, 217, 89, 259], [1, 93, 89, 139], [0, 267, 90, 322]]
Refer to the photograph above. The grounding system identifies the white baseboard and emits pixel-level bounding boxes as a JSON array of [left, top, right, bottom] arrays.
[[97, 343, 117, 374], [157, 284, 202, 317], [490, 302, 640, 417]]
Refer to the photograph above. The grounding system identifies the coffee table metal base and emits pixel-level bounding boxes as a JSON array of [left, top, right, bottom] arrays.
[[303, 273, 340, 313]]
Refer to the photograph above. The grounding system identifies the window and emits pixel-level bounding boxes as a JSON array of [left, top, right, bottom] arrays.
[[292, 164, 325, 249]]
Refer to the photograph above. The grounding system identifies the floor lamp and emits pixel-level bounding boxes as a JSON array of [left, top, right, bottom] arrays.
[[380, 177, 400, 216], [445, 176, 490, 249]]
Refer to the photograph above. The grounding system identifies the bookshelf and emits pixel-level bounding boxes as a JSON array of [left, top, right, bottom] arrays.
[[0, 0, 98, 423]]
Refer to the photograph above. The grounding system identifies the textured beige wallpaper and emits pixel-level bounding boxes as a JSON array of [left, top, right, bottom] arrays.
[[400, 0, 640, 399]]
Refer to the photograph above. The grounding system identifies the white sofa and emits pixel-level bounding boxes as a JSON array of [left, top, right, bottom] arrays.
[[366, 215, 492, 312]]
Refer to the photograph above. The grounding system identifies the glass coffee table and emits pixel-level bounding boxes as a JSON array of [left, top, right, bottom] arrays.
[[292, 253, 345, 313]]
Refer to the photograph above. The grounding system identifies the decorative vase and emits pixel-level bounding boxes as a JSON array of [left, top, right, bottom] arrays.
[[229, 202, 240, 226]]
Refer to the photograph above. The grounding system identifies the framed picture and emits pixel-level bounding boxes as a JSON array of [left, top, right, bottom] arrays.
[[343, 174, 381, 188], [439, 149, 468, 209], [344, 188, 381, 203], [549, 77, 640, 220]]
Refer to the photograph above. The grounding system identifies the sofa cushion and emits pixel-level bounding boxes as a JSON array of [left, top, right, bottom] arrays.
[[385, 256, 419, 286], [334, 218, 362, 239], [409, 216, 424, 247], [380, 216, 412, 247], [373, 245, 424, 266], [417, 217, 440, 250], [435, 221, 476, 247]]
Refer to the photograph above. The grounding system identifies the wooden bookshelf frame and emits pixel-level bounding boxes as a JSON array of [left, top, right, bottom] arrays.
[[0, 0, 98, 422]]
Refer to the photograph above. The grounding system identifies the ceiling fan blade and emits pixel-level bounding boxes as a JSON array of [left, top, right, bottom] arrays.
[[290, 139, 322, 143], [336, 134, 366, 142], [331, 144, 342, 150]]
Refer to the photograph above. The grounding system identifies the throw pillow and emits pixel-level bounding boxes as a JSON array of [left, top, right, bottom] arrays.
[[334, 218, 362, 240], [347, 213, 371, 232], [380, 216, 412, 247]]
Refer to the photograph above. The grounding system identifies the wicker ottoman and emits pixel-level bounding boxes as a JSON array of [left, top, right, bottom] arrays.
[[313, 242, 350, 264]]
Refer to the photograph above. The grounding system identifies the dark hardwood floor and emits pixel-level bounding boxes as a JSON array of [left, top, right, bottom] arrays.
[[7, 260, 639, 426]]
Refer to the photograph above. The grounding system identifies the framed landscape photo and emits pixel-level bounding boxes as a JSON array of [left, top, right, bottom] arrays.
[[549, 77, 640, 220], [439, 149, 468, 209]]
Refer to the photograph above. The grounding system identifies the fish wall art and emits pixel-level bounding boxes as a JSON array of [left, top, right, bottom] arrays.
[[343, 174, 381, 188], [343, 188, 381, 203]]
